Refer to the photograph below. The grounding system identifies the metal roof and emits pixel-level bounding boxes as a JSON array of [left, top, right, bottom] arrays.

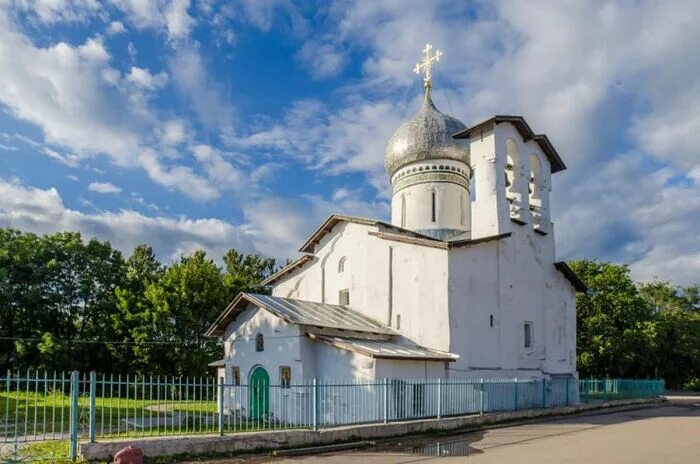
[[309, 334, 459, 362], [453, 115, 566, 174], [206, 293, 394, 337]]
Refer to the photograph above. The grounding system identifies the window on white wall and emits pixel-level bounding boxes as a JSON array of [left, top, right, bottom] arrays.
[[255, 333, 264, 352], [396, 314, 401, 329], [524, 322, 533, 349], [280, 366, 291, 388], [401, 194, 406, 227], [231, 366, 240, 386], [339, 289, 350, 305], [338, 256, 347, 273], [431, 190, 437, 222]]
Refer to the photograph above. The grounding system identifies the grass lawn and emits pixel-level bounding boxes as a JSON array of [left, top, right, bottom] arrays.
[[2, 389, 295, 444]]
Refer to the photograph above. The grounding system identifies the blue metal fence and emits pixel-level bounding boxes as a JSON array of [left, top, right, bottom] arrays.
[[0, 371, 665, 461]]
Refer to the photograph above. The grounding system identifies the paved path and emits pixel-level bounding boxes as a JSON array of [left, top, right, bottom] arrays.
[[264, 397, 700, 464]]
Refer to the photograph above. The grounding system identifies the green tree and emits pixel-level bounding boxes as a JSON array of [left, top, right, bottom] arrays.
[[144, 250, 228, 375], [222, 249, 275, 298], [569, 259, 657, 379], [112, 245, 163, 372], [639, 282, 700, 388], [0, 230, 125, 371]]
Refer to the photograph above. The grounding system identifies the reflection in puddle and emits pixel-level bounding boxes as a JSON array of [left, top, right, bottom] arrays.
[[372, 434, 483, 457], [410, 439, 480, 456]]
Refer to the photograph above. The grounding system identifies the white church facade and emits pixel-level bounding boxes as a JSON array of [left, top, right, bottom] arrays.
[[206, 46, 586, 418]]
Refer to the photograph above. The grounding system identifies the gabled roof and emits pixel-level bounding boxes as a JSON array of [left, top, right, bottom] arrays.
[[298, 214, 438, 254], [308, 334, 459, 362], [453, 115, 566, 174], [259, 254, 314, 286], [205, 293, 394, 337], [554, 262, 588, 293]]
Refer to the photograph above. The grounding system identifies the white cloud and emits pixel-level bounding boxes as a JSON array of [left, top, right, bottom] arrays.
[[0, 178, 256, 262], [126, 66, 168, 89], [296, 40, 345, 79], [88, 181, 121, 194], [16, 0, 102, 23], [168, 45, 235, 132], [0, 15, 144, 165], [158, 119, 188, 146], [0, 6, 239, 201], [163, 0, 194, 41], [106, 20, 127, 35], [111, 0, 194, 41]]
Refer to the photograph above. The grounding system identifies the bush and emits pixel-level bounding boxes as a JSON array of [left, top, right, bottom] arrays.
[[683, 377, 700, 392]]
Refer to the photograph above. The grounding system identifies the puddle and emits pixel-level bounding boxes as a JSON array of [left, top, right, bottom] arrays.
[[371, 433, 484, 457]]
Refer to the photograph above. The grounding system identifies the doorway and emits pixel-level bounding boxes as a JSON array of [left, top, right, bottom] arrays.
[[249, 366, 270, 420]]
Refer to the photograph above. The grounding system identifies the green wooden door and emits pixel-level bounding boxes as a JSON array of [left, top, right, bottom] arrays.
[[249, 366, 269, 420]]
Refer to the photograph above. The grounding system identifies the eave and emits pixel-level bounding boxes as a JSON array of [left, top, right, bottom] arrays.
[[453, 115, 567, 174]]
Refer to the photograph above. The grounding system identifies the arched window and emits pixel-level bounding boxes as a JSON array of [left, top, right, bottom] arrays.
[[255, 333, 264, 352], [431, 189, 437, 223], [400, 194, 406, 228], [505, 138, 524, 220], [529, 153, 547, 229], [338, 256, 347, 273]]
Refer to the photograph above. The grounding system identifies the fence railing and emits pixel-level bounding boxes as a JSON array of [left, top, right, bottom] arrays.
[[0, 371, 665, 461]]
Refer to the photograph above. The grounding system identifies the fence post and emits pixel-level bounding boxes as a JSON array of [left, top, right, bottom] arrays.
[[383, 378, 388, 424], [312, 378, 318, 431], [89, 371, 96, 443], [514, 378, 518, 411], [565, 377, 570, 406], [541, 378, 546, 408], [218, 377, 224, 436], [69, 370, 79, 461], [479, 378, 484, 415], [437, 378, 442, 419]]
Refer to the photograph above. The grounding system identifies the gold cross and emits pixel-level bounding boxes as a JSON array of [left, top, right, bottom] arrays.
[[413, 43, 443, 89]]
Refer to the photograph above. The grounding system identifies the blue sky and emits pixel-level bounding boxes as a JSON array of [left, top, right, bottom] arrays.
[[0, 0, 698, 284]]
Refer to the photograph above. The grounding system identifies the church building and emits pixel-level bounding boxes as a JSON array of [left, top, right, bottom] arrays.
[[206, 45, 585, 399]]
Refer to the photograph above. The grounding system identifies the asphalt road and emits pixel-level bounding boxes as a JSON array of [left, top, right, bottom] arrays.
[[268, 397, 700, 464]]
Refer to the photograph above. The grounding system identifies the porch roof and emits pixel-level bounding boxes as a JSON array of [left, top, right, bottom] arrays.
[[308, 334, 459, 362]]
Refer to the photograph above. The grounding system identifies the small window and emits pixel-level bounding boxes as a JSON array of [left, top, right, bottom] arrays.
[[489, 315, 494, 327], [431, 190, 436, 222], [339, 289, 350, 305], [338, 256, 347, 273], [396, 314, 401, 329], [400, 194, 406, 228], [280, 366, 291, 388], [255, 333, 264, 352], [524, 322, 532, 349], [231, 366, 240, 386]]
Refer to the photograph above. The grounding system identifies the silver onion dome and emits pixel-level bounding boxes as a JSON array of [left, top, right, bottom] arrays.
[[385, 89, 469, 178]]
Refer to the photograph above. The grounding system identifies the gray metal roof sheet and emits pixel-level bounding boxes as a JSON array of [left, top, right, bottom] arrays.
[[244, 293, 393, 334], [206, 292, 395, 337], [312, 335, 458, 361]]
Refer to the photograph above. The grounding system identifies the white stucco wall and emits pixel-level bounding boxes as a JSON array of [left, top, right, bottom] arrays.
[[222, 305, 305, 387]]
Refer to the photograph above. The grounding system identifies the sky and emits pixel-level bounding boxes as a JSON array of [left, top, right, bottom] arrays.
[[0, 0, 698, 285]]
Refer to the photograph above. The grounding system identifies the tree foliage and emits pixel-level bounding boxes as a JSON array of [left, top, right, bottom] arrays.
[[0, 229, 277, 374], [571, 259, 700, 388]]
